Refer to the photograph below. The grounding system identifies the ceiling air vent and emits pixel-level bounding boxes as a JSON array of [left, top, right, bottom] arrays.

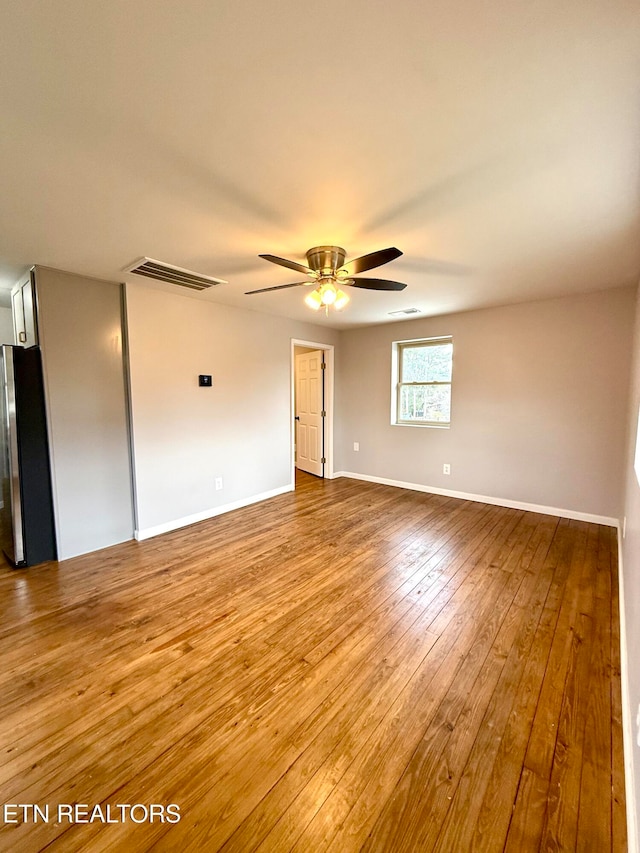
[[388, 308, 421, 316], [124, 257, 228, 291]]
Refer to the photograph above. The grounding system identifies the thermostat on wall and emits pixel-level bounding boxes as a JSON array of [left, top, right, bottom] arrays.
[[198, 375, 212, 387]]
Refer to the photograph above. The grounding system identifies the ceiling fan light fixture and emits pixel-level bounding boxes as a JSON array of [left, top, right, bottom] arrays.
[[304, 289, 323, 310], [319, 282, 337, 305], [334, 289, 350, 310]]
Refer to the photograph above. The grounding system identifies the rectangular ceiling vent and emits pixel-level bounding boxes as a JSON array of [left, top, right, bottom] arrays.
[[388, 308, 421, 316], [123, 257, 228, 291]]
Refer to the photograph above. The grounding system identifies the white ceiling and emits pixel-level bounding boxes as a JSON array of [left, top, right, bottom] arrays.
[[1, 0, 639, 328]]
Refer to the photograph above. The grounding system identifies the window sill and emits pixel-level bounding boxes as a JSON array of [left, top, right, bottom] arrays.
[[392, 422, 451, 429]]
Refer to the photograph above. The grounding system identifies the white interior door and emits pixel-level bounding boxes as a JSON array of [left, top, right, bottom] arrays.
[[295, 349, 324, 477]]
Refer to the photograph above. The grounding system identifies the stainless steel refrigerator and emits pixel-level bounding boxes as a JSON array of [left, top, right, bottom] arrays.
[[0, 345, 56, 567]]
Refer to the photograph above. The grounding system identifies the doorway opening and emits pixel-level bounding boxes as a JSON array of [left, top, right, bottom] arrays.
[[291, 339, 335, 486]]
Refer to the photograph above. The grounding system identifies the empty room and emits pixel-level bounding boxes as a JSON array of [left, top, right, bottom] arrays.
[[0, 1, 639, 851]]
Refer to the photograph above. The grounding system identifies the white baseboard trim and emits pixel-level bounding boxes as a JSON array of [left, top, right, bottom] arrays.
[[135, 484, 294, 541], [618, 531, 638, 853], [333, 471, 618, 527]]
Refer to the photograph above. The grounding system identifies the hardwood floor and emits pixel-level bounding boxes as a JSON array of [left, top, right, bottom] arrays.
[[0, 472, 626, 852]]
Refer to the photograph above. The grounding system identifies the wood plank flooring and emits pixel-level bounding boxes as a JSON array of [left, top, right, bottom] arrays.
[[0, 472, 626, 852]]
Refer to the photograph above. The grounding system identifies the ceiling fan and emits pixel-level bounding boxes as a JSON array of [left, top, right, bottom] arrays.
[[245, 245, 406, 312]]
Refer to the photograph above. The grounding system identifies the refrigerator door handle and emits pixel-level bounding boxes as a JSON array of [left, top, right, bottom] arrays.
[[2, 346, 24, 565]]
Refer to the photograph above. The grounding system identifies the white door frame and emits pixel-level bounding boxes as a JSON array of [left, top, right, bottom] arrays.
[[291, 338, 335, 482]]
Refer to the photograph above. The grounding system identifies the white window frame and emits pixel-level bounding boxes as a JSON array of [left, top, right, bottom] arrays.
[[391, 336, 453, 428]]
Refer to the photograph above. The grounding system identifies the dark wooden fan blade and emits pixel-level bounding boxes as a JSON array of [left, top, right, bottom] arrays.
[[348, 277, 407, 291], [339, 247, 402, 276], [259, 254, 313, 276], [245, 281, 308, 295]]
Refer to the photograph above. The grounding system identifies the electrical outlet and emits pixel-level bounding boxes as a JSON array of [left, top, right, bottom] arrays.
[[353, 442, 359, 451], [215, 477, 223, 491], [443, 463, 451, 475]]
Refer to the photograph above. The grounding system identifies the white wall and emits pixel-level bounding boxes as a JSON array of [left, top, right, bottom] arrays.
[[621, 285, 640, 852], [36, 267, 134, 559], [125, 282, 340, 537], [336, 286, 635, 521]]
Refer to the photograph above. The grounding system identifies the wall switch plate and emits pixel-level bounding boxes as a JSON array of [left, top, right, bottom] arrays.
[[443, 463, 451, 475], [353, 442, 359, 451], [199, 374, 212, 387], [215, 477, 223, 491]]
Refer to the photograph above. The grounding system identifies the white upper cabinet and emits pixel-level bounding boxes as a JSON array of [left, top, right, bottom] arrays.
[[12, 270, 38, 347]]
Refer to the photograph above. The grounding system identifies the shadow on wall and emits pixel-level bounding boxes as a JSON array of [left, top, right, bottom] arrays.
[[0, 307, 14, 344]]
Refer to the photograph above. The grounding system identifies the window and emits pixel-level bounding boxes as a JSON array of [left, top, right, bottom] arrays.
[[393, 337, 453, 427]]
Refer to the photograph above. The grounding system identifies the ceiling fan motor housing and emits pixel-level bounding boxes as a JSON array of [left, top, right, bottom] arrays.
[[306, 246, 346, 275]]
